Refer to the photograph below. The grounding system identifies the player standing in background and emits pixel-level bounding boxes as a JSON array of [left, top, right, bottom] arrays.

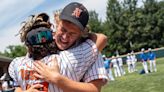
[[148, 48, 157, 72], [140, 48, 149, 74], [126, 53, 133, 73], [103, 55, 115, 81], [111, 56, 121, 77], [116, 55, 125, 75], [131, 51, 137, 72]]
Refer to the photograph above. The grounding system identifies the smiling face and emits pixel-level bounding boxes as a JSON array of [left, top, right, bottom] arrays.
[[54, 20, 82, 50]]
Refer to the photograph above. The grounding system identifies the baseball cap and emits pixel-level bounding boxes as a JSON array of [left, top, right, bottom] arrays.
[[148, 48, 152, 51], [102, 55, 106, 58], [59, 2, 89, 31], [141, 48, 145, 52]]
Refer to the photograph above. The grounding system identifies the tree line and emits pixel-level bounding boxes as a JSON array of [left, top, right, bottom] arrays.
[[88, 0, 164, 57]]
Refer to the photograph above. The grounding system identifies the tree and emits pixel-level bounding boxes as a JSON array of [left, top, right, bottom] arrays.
[[105, 0, 127, 56], [104, 0, 164, 56], [3, 45, 27, 58], [88, 10, 103, 33], [88, 10, 110, 55]]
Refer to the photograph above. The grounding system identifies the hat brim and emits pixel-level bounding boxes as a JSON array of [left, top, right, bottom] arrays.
[[59, 14, 84, 31]]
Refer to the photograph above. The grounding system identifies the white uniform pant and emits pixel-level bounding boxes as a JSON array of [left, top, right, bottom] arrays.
[[149, 60, 157, 72], [142, 61, 149, 74], [119, 66, 125, 75], [106, 68, 115, 81], [113, 65, 121, 77], [128, 64, 133, 73], [132, 61, 137, 71]]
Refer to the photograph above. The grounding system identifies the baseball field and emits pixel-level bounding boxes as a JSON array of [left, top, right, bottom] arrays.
[[102, 57, 164, 92]]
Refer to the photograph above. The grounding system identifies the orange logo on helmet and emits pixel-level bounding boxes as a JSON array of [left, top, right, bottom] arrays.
[[72, 8, 82, 18]]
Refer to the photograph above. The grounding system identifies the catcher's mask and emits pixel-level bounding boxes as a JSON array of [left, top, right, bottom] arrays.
[[25, 27, 57, 60]]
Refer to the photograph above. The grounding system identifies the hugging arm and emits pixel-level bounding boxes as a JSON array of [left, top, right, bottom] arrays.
[[88, 33, 107, 52], [33, 55, 107, 92]]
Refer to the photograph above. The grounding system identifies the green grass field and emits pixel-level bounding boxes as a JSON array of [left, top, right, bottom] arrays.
[[102, 57, 164, 92]]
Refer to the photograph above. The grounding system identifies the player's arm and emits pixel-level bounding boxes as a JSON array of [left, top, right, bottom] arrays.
[[110, 61, 113, 69], [53, 53, 107, 92], [14, 87, 23, 92], [33, 57, 107, 92], [50, 75, 105, 92], [88, 32, 107, 51]]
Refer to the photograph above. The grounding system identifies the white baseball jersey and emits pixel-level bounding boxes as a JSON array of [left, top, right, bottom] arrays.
[[126, 56, 132, 65], [111, 58, 118, 67], [117, 57, 123, 66], [131, 55, 137, 63], [9, 39, 108, 92]]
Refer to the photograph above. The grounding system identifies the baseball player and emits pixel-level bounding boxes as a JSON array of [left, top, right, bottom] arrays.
[[9, 2, 108, 92], [116, 55, 126, 75], [33, 2, 108, 91], [148, 48, 157, 72], [103, 55, 115, 81], [9, 13, 61, 92], [130, 51, 137, 71], [140, 48, 149, 74], [111, 56, 121, 77], [126, 53, 133, 73]]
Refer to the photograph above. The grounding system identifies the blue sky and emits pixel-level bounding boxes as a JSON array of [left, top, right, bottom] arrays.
[[0, 0, 108, 52]]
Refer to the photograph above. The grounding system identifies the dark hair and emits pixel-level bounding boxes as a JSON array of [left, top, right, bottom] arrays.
[[19, 13, 52, 43]]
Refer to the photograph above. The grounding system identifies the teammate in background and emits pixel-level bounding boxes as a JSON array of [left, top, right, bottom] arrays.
[[0, 73, 14, 92], [140, 48, 149, 74], [126, 53, 133, 73], [111, 56, 121, 77], [131, 51, 137, 71], [148, 48, 157, 72], [116, 54, 125, 75], [103, 55, 115, 81]]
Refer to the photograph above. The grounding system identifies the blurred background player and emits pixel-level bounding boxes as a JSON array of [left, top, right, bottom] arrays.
[[103, 55, 115, 81], [126, 53, 133, 73], [0, 73, 14, 92], [140, 48, 149, 74], [111, 56, 121, 77], [131, 51, 137, 71], [148, 48, 157, 72], [116, 54, 125, 75]]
